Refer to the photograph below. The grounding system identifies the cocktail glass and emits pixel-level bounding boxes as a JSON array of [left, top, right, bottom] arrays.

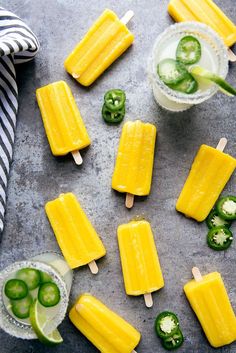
[[0, 252, 73, 339], [148, 22, 228, 112]]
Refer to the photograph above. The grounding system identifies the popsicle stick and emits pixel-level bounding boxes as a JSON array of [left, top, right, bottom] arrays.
[[132, 351, 138, 353], [144, 293, 153, 308], [228, 49, 236, 62], [72, 72, 80, 79], [192, 267, 203, 282], [120, 10, 134, 25], [125, 193, 134, 209], [216, 137, 227, 152], [72, 150, 83, 165], [88, 260, 99, 274]]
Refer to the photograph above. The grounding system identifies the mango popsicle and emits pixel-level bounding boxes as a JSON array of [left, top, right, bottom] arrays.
[[176, 138, 236, 222], [112, 120, 157, 208], [45, 193, 106, 273], [64, 9, 134, 86], [69, 293, 141, 353], [168, 0, 236, 48], [184, 267, 236, 348], [36, 80, 90, 165], [117, 220, 164, 307]]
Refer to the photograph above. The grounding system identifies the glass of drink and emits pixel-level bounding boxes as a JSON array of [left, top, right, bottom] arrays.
[[148, 22, 228, 112], [0, 252, 73, 340]]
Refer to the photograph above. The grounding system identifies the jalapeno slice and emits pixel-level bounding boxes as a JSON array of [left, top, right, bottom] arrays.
[[207, 226, 233, 251], [206, 209, 232, 229], [17, 268, 41, 290], [155, 311, 179, 339], [38, 282, 60, 307], [11, 294, 33, 319], [4, 279, 28, 300], [157, 59, 188, 85], [168, 73, 198, 94], [176, 36, 201, 65], [104, 89, 126, 112], [102, 104, 125, 124], [162, 329, 184, 350], [216, 196, 236, 221]]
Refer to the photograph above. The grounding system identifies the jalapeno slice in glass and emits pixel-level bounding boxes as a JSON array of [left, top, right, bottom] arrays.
[[104, 89, 126, 112], [206, 209, 232, 229], [155, 311, 179, 339], [11, 294, 33, 319], [207, 226, 233, 251], [17, 268, 41, 290], [216, 196, 236, 221], [162, 329, 184, 350], [168, 73, 198, 94], [102, 104, 125, 124], [176, 36, 201, 65], [157, 59, 188, 85], [4, 279, 28, 300]]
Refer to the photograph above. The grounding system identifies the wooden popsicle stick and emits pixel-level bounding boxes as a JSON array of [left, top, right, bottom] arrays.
[[120, 10, 134, 25], [132, 351, 138, 353], [144, 293, 153, 308], [216, 137, 227, 152], [228, 48, 236, 62], [125, 193, 134, 209], [88, 260, 99, 274], [192, 267, 203, 282], [72, 150, 83, 165], [72, 72, 80, 79]]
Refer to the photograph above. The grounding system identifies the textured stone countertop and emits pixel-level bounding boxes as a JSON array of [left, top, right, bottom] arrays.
[[0, 0, 236, 352]]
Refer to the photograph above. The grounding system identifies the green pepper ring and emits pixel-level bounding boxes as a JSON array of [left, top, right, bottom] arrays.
[[161, 329, 184, 351], [216, 196, 236, 221], [104, 89, 126, 112], [206, 209, 232, 229], [155, 311, 180, 339], [102, 104, 125, 124], [207, 226, 233, 251]]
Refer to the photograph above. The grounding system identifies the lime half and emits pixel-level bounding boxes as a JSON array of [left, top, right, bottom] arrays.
[[190, 66, 236, 96], [29, 299, 63, 346]]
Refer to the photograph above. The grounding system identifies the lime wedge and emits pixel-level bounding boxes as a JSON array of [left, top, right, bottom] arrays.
[[190, 66, 236, 96], [29, 299, 63, 346]]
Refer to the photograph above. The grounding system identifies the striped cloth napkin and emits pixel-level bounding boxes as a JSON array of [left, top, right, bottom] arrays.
[[0, 7, 39, 233]]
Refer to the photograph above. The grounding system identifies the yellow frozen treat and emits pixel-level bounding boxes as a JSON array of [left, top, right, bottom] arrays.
[[112, 120, 157, 208], [36, 81, 90, 164], [64, 9, 134, 86], [184, 268, 236, 348], [176, 142, 236, 222], [168, 0, 236, 47], [118, 220, 164, 307], [69, 293, 141, 353], [45, 193, 106, 273]]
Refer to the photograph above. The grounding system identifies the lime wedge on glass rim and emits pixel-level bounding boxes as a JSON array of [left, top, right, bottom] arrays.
[[190, 66, 236, 96], [29, 299, 63, 346]]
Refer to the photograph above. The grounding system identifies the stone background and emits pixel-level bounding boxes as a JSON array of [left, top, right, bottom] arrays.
[[0, 0, 235, 352]]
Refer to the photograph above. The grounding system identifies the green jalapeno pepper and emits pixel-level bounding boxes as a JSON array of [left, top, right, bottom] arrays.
[[104, 89, 126, 112], [162, 329, 184, 350], [206, 209, 232, 229], [155, 311, 180, 339], [102, 104, 125, 124], [207, 226, 233, 251], [216, 196, 236, 221]]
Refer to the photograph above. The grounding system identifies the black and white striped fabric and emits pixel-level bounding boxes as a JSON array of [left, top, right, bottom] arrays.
[[0, 8, 39, 233]]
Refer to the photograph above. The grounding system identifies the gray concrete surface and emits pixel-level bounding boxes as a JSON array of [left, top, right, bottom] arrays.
[[0, 0, 236, 352]]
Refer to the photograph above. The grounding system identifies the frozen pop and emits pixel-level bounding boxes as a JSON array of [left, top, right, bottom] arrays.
[[176, 138, 236, 222], [184, 267, 236, 348], [45, 193, 106, 273], [117, 220, 164, 307], [69, 293, 141, 353], [168, 0, 236, 61], [36, 81, 90, 165], [64, 9, 134, 86], [112, 120, 157, 208]]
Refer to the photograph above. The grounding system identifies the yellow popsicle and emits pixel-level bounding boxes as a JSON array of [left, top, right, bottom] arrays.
[[69, 293, 141, 353], [64, 9, 134, 86], [36, 81, 90, 164], [45, 193, 106, 272], [118, 220, 164, 307], [112, 120, 157, 208], [176, 142, 236, 222], [168, 0, 236, 47], [184, 268, 236, 348]]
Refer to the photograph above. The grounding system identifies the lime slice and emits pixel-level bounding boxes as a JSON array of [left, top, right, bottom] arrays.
[[190, 66, 236, 96], [29, 299, 63, 346]]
